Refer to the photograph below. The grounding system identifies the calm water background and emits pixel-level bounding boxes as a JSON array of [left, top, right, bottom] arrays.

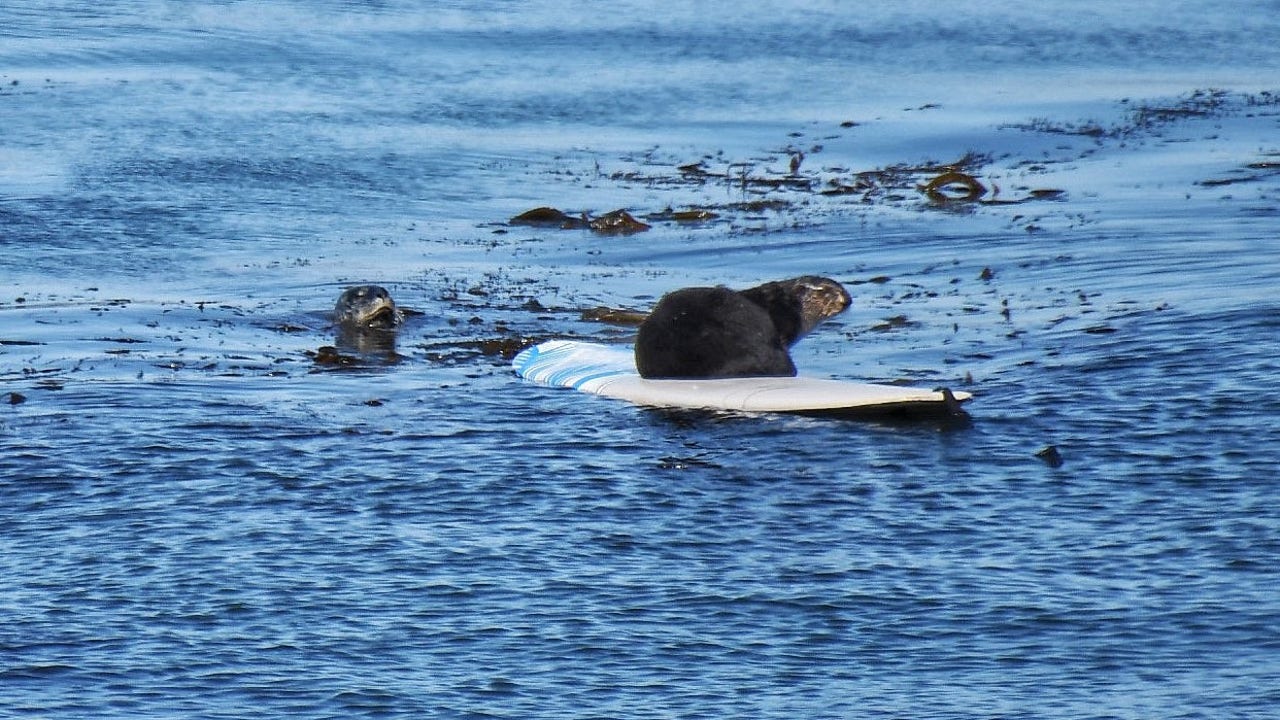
[[2, 2, 1279, 718]]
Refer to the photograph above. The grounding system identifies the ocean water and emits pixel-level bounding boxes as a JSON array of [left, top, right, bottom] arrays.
[[2, 2, 1279, 718]]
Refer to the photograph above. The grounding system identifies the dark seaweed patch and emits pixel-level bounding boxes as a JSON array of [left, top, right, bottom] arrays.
[[509, 207, 649, 234]]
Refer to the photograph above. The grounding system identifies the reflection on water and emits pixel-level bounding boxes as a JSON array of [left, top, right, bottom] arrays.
[[2, 1, 1279, 718], [334, 325, 400, 359]]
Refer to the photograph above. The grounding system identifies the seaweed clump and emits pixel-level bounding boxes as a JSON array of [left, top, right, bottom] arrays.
[[510, 207, 650, 234]]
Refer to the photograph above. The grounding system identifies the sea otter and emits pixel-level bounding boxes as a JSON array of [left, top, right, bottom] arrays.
[[635, 275, 851, 379]]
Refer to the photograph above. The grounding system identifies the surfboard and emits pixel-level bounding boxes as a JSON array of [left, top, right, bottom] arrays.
[[512, 339, 971, 418]]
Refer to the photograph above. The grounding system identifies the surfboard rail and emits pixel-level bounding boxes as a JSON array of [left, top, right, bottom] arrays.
[[513, 340, 971, 418]]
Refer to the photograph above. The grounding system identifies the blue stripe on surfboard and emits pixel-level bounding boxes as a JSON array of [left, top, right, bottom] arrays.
[[564, 369, 631, 390], [514, 340, 635, 389]]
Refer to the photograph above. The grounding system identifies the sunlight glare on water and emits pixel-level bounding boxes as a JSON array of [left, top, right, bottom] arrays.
[[2, 1, 1279, 718]]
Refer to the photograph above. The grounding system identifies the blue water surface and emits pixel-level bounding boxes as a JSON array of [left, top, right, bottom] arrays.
[[2, 2, 1279, 718]]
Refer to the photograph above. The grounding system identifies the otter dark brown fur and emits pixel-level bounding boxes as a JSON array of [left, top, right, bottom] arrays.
[[635, 276, 850, 379]]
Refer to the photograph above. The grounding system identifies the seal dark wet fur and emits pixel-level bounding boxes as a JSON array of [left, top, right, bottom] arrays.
[[635, 275, 851, 379], [329, 284, 405, 361], [333, 285, 403, 330]]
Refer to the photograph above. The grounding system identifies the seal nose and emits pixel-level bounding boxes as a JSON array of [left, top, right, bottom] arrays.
[[367, 306, 396, 327]]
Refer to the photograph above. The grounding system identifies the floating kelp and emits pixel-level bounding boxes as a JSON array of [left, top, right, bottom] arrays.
[[918, 168, 1066, 206], [623, 158, 811, 192], [870, 314, 921, 332], [509, 206, 588, 229], [580, 306, 648, 325], [1008, 88, 1274, 140], [821, 155, 989, 203], [310, 345, 360, 366], [848, 275, 892, 286], [1198, 157, 1280, 187], [1025, 189, 1068, 200], [309, 342, 402, 369], [516, 92, 1276, 243], [508, 207, 649, 233], [1126, 88, 1230, 127], [505, 196, 797, 237], [469, 336, 531, 358], [420, 335, 537, 363], [725, 199, 792, 213], [677, 161, 712, 176], [644, 207, 720, 223], [1035, 445, 1065, 468], [922, 171, 987, 202], [588, 209, 650, 235]]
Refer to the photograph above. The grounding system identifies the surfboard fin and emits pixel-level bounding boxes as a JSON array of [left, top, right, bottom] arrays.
[[936, 387, 970, 419]]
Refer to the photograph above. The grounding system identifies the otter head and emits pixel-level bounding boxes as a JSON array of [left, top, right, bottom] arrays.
[[334, 285, 403, 330], [786, 275, 852, 336], [739, 275, 851, 345]]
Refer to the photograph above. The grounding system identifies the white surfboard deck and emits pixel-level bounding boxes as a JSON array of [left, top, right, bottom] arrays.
[[512, 340, 971, 417]]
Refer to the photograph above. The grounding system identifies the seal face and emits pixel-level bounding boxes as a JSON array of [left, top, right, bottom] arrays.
[[635, 275, 850, 379], [331, 285, 404, 360], [333, 285, 403, 330]]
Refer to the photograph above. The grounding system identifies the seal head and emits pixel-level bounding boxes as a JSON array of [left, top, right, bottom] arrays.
[[333, 285, 403, 330]]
